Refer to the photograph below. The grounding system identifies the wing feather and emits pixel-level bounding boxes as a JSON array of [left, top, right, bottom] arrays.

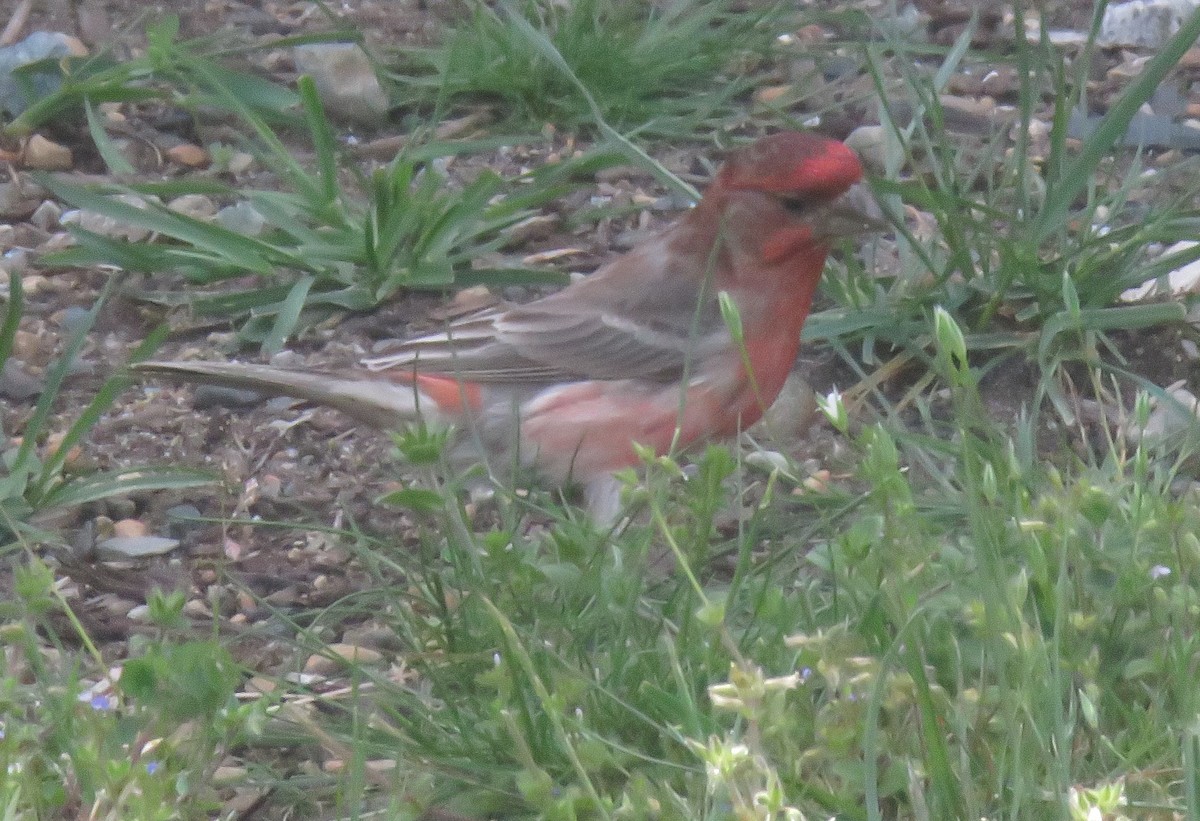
[[362, 231, 732, 383], [363, 300, 729, 384]]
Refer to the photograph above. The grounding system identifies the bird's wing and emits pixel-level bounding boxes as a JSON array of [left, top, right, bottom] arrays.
[[363, 289, 729, 384], [364, 224, 741, 384]]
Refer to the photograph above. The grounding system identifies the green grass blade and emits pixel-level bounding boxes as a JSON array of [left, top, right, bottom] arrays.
[[1035, 11, 1200, 242], [0, 271, 23, 369], [40, 467, 215, 509], [262, 275, 316, 355], [297, 75, 340, 207], [84, 98, 136, 175]]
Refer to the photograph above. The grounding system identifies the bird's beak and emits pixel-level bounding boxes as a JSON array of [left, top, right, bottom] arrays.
[[809, 183, 888, 240]]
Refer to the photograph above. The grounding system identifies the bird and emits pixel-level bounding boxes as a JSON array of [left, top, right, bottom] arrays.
[[135, 131, 877, 521]]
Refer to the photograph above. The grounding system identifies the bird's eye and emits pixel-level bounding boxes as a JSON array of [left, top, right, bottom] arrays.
[[778, 195, 810, 214]]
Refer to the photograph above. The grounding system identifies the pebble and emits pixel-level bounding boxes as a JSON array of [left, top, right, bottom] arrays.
[[167, 194, 216, 220], [1181, 46, 1200, 70], [44, 430, 82, 468], [0, 359, 43, 400], [212, 765, 247, 785], [324, 759, 396, 775], [979, 66, 1018, 99], [263, 586, 299, 606], [0, 180, 45, 220], [226, 151, 255, 175], [22, 134, 72, 170], [844, 125, 889, 174], [0, 32, 85, 117], [293, 42, 389, 126], [311, 546, 348, 568], [165, 143, 211, 168], [0, 248, 31, 279], [20, 273, 49, 296], [505, 214, 559, 244], [61, 194, 158, 242], [1098, 0, 1197, 48], [1128, 382, 1200, 444], [744, 450, 792, 474], [95, 594, 138, 619], [822, 55, 861, 81], [1068, 109, 1200, 151], [57, 305, 91, 336], [12, 328, 41, 359], [340, 624, 403, 652], [193, 384, 263, 409], [755, 372, 818, 439], [1121, 240, 1200, 301], [303, 643, 383, 674], [104, 496, 137, 520], [38, 232, 74, 253], [29, 200, 61, 230], [165, 504, 204, 540], [803, 471, 831, 494], [215, 201, 267, 236], [754, 84, 793, 105], [126, 604, 151, 622], [268, 350, 306, 368], [95, 535, 181, 559], [112, 518, 149, 538], [182, 599, 213, 619]]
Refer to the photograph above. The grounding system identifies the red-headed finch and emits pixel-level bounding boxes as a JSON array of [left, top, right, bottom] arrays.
[[136, 132, 877, 520]]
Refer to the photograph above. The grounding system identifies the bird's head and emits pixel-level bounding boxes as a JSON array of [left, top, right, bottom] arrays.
[[719, 131, 864, 199], [714, 131, 882, 265]]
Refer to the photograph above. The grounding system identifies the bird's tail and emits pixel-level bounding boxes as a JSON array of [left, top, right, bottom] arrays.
[[132, 360, 432, 429]]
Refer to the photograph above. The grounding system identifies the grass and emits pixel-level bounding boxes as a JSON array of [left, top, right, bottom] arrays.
[[0, 275, 212, 552], [390, 0, 786, 137], [6, 1, 1200, 819], [38, 71, 584, 351]]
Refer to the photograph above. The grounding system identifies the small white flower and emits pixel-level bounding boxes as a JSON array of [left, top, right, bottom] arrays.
[[817, 388, 848, 434]]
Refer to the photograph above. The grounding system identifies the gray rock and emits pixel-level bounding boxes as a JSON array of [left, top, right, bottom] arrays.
[[0, 359, 43, 400], [1, 248, 32, 279], [215, 201, 267, 236], [1098, 0, 1199, 48], [29, 199, 61, 231], [193, 383, 264, 409], [166, 194, 217, 221], [58, 305, 91, 336], [96, 535, 181, 559], [293, 42, 389, 126], [0, 32, 77, 117], [165, 504, 204, 540], [60, 194, 158, 242], [0, 180, 46, 220], [1068, 108, 1200, 150], [844, 125, 889, 174]]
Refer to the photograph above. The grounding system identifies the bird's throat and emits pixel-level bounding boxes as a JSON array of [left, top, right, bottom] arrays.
[[762, 229, 827, 265]]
